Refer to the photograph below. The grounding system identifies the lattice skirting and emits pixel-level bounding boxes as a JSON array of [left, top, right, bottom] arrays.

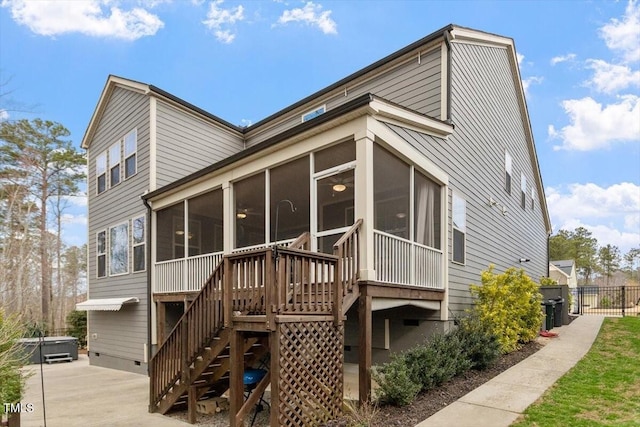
[[273, 321, 344, 426]]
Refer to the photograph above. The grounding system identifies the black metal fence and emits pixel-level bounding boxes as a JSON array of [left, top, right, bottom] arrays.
[[573, 286, 640, 317]]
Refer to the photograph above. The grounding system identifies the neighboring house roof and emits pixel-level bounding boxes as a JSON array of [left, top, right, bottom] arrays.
[[551, 259, 575, 277]]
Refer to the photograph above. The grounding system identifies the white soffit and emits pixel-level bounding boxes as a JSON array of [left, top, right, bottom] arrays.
[[372, 298, 440, 312], [76, 297, 140, 311]]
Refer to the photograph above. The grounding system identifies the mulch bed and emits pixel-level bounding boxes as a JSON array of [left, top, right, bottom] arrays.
[[326, 339, 544, 427]]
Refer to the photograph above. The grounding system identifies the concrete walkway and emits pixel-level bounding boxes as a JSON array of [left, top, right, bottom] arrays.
[[416, 315, 605, 427], [20, 356, 190, 427]]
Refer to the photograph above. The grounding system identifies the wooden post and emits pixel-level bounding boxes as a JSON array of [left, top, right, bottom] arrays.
[[270, 330, 280, 426], [334, 253, 343, 326], [229, 329, 244, 427], [181, 318, 189, 384], [224, 257, 232, 327], [358, 288, 372, 404], [266, 248, 275, 330], [188, 386, 197, 424], [156, 301, 166, 345]]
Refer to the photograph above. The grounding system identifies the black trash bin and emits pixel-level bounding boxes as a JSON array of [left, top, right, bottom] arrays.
[[553, 297, 564, 327], [541, 300, 556, 331]]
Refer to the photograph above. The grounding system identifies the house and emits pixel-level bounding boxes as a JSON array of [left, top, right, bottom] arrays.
[[79, 24, 551, 426], [549, 259, 577, 287]]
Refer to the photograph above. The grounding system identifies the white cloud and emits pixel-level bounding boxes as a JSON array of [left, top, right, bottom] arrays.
[[546, 182, 640, 252], [586, 59, 640, 94], [516, 52, 525, 66], [202, 0, 244, 43], [275, 1, 337, 35], [1, 0, 164, 40], [599, 0, 640, 63], [548, 95, 640, 151], [61, 213, 88, 226], [550, 53, 576, 65], [0, 109, 8, 121], [522, 76, 543, 97]]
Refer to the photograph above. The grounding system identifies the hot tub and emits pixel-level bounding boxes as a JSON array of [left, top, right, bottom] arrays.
[[18, 336, 79, 364]]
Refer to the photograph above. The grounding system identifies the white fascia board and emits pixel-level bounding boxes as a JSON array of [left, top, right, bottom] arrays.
[[449, 27, 513, 49], [81, 76, 150, 149], [368, 98, 454, 138]]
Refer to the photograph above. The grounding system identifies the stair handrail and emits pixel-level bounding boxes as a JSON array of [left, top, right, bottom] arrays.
[[332, 219, 362, 322], [149, 260, 225, 410]]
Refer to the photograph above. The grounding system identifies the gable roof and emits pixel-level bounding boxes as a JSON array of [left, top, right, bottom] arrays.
[[82, 25, 550, 234], [551, 260, 576, 277], [80, 75, 242, 149]]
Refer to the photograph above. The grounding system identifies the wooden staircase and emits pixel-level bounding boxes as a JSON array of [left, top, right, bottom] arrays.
[[149, 222, 362, 425]]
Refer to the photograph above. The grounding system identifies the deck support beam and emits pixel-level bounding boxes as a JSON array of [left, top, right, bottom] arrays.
[[229, 329, 245, 427], [358, 288, 372, 404]]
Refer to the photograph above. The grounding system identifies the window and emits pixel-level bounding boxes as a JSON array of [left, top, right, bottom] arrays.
[[188, 190, 223, 255], [124, 129, 137, 179], [521, 173, 527, 209], [132, 216, 145, 272], [235, 173, 266, 248], [414, 172, 441, 249], [109, 222, 128, 275], [452, 193, 466, 264], [531, 187, 536, 210], [97, 230, 106, 278], [505, 151, 512, 194], [109, 142, 121, 187], [270, 157, 310, 242], [156, 203, 184, 262], [96, 152, 107, 194], [301, 105, 326, 122]]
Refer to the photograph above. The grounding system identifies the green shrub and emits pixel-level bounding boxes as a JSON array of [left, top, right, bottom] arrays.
[[405, 332, 471, 391], [470, 266, 543, 353], [66, 310, 87, 348], [600, 296, 612, 309], [539, 276, 558, 286], [453, 314, 500, 370], [372, 355, 420, 406], [0, 310, 31, 417]]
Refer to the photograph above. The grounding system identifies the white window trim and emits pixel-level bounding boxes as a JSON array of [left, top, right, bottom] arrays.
[[96, 152, 107, 195], [96, 229, 107, 278], [452, 192, 466, 266], [132, 215, 146, 273], [124, 129, 138, 180], [109, 142, 121, 188], [301, 104, 326, 123], [521, 173, 527, 209], [505, 151, 512, 195], [109, 221, 129, 277]]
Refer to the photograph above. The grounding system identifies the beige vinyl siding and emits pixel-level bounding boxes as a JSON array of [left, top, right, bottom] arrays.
[[384, 42, 547, 315], [87, 86, 150, 373], [245, 46, 442, 148], [155, 100, 243, 187]]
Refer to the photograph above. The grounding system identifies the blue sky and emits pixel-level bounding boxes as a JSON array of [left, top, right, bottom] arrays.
[[1, 0, 639, 256]]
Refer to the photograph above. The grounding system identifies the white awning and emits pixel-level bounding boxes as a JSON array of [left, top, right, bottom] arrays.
[[76, 297, 140, 311], [372, 298, 440, 311]]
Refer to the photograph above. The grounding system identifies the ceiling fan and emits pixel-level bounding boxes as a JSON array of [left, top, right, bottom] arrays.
[[321, 175, 354, 193]]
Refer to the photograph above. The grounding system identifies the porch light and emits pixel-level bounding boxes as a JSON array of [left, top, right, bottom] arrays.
[[236, 212, 247, 219], [396, 212, 406, 219], [175, 230, 185, 236], [332, 183, 347, 192]]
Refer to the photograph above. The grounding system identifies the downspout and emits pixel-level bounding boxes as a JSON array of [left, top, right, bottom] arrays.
[[444, 30, 453, 122], [143, 196, 153, 373], [547, 233, 551, 277]]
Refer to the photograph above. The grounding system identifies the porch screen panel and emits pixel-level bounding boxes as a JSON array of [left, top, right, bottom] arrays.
[[314, 140, 355, 172], [188, 189, 223, 256], [156, 202, 184, 262], [414, 172, 441, 249], [270, 157, 310, 242], [317, 170, 354, 232], [235, 173, 265, 248], [373, 145, 410, 239]]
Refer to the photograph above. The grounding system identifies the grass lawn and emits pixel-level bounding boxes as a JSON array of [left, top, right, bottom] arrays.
[[512, 317, 640, 427]]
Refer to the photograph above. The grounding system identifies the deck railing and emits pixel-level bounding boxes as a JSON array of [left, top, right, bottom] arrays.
[[155, 252, 223, 293], [373, 230, 443, 289]]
